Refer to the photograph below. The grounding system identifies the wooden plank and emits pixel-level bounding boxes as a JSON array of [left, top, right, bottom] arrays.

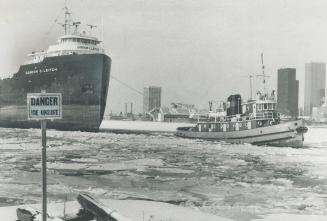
[[77, 194, 133, 221]]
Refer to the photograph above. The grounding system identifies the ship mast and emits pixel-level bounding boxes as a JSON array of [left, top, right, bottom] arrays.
[[256, 53, 270, 95], [63, 3, 71, 35], [249, 74, 253, 100], [57, 1, 72, 35]]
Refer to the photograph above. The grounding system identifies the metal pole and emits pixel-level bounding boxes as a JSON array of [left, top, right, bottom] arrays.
[[238, 98, 240, 114], [41, 119, 47, 221], [249, 75, 253, 99], [130, 102, 133, 115]]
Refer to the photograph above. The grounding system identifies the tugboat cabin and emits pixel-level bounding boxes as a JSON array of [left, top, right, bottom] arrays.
[[192, 92, 280, 133]]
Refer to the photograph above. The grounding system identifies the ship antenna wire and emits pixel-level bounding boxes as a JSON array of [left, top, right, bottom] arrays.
[[111, 75, 144, 95], [41, 7, 64, 43], [249, 74, 253, 99], [261, 53, 265, 90]]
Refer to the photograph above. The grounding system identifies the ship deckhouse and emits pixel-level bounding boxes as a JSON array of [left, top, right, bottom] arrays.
[[25, 34, 105, 65], [242, 91, 278, 120], [47, 34, 104, 56]]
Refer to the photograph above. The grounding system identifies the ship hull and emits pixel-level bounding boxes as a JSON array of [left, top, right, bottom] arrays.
[[0, 53, 111, 131], [175, 119, 307, 148]]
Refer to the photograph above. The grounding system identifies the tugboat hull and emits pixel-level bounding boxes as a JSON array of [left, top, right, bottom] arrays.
[[175, 119, 307, 148]]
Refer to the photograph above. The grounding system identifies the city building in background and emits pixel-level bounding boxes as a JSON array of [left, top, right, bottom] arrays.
[[304, 62, 326, 116], [146, 102, 208, 122], [143, 86, 162, 115], [277, 68, 299, 117], [312, 102, 327, 122]]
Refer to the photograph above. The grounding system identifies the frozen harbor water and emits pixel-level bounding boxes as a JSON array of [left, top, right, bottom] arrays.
[[0, 123, 327, 220]]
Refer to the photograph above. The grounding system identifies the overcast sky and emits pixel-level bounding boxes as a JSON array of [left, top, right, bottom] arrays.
[[1, 0, 327, 113]]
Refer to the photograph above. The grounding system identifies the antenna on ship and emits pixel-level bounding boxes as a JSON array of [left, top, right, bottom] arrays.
[[87, 24, 97, 35], [73, 21, 81, 34], [256, 52, 270, 93], [249, 74, 253, 100], [57, 0, 72, 35]]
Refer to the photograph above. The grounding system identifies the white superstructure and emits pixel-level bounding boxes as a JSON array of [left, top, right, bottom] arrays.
[[24, 5, 104, 64]]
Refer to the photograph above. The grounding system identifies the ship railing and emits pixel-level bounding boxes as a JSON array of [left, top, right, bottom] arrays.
[[253, 111, 274, 119], [203, 111, 277, 123]]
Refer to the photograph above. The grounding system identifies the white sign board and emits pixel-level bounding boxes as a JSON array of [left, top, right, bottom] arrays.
[[27, 93, 62, 120]]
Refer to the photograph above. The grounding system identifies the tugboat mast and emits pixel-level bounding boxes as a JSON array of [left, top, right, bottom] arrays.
[[256, 53, 270, 96], [249, 74, 253, 100]]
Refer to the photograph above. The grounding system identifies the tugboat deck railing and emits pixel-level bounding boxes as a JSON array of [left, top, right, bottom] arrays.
[[199, 111, 278, 124], [253, 111, 275, 119]]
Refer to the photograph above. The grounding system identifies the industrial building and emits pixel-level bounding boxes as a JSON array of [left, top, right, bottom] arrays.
[[277, 68, 299, 117], [143, 86, 162, 115]]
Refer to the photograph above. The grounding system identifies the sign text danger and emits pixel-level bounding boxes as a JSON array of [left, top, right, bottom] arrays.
[[31, 97, 59, 106], [27, 93, 62, 120]]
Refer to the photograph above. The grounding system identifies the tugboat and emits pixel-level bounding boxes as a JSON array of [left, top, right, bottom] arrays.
[[176, 55, 308, 148]]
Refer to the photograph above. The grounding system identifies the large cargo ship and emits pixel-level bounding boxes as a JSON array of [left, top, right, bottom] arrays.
[[0, 6, 111, 131]]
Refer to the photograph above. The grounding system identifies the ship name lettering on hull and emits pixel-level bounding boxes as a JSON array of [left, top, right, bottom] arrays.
[[25, 67, 58, 75]]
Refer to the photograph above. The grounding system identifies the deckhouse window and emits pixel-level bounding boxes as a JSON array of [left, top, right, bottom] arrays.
[[268, 103, 272, 110], [263, 103, 268, 110], [258, 104, 262, 111]]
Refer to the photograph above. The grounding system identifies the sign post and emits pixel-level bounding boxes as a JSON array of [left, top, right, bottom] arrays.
[[41, 119, 47, 221], [27, 92, 62, 221]]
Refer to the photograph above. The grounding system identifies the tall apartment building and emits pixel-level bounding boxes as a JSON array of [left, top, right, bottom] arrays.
[[304, 62, 326, 116], [143, 86, 162, 114], [277, 68, 299, 117]]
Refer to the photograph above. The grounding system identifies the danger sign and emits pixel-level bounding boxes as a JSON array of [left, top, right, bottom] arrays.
[[27, 93, 62, 120]]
